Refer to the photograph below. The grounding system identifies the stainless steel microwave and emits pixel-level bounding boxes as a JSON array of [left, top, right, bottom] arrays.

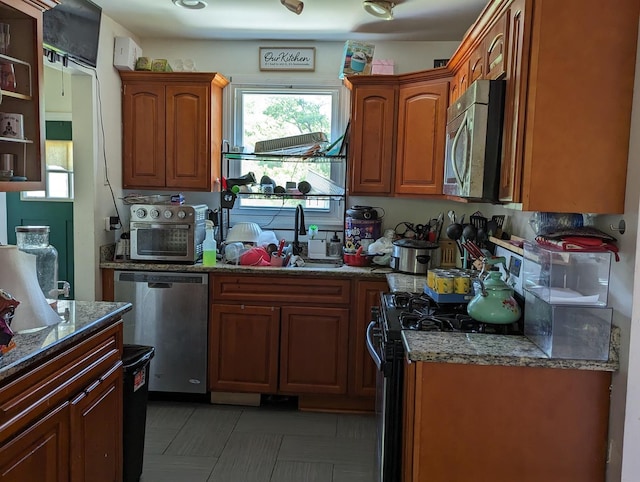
[[443, 79, 505, 201], [129, 204, 208, 263]]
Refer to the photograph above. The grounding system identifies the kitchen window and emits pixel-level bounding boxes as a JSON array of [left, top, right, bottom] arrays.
[[21, 139, 74, 200], [226, 79, 349, 228]]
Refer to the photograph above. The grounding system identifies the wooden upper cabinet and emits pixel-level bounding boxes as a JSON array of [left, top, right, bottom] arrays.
[[0, 0, 55, 193], [449, 66, 468, 103], [348, 83, 397, 195], [122, 82, 166, 188], [499, 0, 527, 203], [120, 72, 229, 191], [499, 0, 638, 213], [485, 13, 508, 80], [468, 47, 485, 84], [395, 80, 449, 196]]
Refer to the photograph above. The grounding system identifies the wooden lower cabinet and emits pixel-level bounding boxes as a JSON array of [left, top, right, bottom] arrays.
[[403, 361, 611, 482], [280, 306, 349, 395], [70, 364, 123, 482], [0, 402, 70, 481], [0, 322, 123, 482], [209, 274, 380, 409], [209, 303, 280, 393], [349, 280, 388, 398]]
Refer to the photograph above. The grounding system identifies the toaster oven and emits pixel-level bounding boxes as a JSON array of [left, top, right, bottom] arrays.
[[129, 204, 208, 263]]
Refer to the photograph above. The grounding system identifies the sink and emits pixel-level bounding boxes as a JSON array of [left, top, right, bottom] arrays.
[[289, 260, 343, 269]]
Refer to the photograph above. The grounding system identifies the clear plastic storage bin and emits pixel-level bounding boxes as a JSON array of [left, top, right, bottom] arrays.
[[523, 241, 611, 307], [524, 291, 612, 360]]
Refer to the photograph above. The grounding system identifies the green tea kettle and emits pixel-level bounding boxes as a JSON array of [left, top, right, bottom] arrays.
[[467, 257, 521, 324]]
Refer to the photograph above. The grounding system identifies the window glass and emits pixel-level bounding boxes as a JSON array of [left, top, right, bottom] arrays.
[[21, 140, 74, 200], [228, 84, 347, 226]]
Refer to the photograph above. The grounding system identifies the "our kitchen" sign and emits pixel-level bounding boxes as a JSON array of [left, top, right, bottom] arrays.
[[259, 47, 316, 71]]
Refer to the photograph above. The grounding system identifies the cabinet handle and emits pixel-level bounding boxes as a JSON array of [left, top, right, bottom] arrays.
[[84, 379, 101, 394]]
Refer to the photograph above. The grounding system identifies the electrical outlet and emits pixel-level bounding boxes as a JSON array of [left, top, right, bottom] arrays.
[[104, 216, 119, 231]]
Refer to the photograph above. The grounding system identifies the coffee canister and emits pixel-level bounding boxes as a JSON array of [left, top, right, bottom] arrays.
[[345, 206, 383, 251]]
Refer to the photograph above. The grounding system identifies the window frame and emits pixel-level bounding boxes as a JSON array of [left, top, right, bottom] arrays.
[[223, 76, 350, 230]]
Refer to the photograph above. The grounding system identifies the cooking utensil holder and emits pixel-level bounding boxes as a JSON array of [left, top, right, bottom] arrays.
[[438, 239, 457, 268]]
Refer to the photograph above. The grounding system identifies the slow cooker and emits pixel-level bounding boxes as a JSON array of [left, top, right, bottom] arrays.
[[390, 239, 440, 274]]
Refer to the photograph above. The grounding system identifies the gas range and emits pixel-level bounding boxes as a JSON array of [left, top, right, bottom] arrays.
[[379, 291, 523, 339]]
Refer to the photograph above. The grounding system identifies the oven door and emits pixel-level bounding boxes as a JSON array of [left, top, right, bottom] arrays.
[[130, 222, 196, 262], [366, 318, 403, 482]]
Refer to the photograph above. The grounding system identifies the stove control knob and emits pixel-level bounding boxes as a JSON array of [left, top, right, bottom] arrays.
[[134, 208, 147, 219], [177, 210, 187, 219], [163, 210, 173, 219], [149, 208, 160, 219]]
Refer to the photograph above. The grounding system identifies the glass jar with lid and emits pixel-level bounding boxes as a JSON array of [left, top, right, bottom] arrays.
[[15, 226, 65, 301]]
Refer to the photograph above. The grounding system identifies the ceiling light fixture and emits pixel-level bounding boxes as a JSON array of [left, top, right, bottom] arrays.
[[281, 0, 304, 15], [363, 1, 395, 20], [172, 0, 208, 10]]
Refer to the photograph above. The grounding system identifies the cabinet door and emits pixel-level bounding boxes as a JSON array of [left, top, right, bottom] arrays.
[[0, 402, 70, 481], [468, 46, 485, 84], [210, 304, 280, 393], [122, 82, 166, 188], [280, 306, 349, 394], [165, 83, 212, 190], [349, 85, 397, 195], [449, 66, 468, 103], [69, 364, 123, 482], [349, 280, 387, 398], [395, 80, 449, 196], [0, 0, 47, 193], [498, 0, 528, 202], [485, 13, 508, 80]]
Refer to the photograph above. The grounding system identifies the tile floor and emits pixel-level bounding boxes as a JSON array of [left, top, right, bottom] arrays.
[[140, 398, 377, 482]]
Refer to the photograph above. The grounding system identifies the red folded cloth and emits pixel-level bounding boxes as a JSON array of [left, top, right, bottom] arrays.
[[535, 236, 619, 262]]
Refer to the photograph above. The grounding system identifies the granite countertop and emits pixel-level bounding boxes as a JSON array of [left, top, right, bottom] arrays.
[[403, 329, 620, 371], [387, 273, 619, 371], [0, 300, 132, 383], [99, 259, 391, 279]]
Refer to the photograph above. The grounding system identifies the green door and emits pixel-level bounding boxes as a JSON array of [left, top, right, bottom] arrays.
[[6, 121, 74, 298]]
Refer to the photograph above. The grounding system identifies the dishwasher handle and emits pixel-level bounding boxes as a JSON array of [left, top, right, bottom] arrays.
[[148, 282, 172, 289], [116, 271, 208, 285]]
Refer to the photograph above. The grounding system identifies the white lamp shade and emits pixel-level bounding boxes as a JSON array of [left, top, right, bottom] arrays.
[[0, 246, 60, 333]]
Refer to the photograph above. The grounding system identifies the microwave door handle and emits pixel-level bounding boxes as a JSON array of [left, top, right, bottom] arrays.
[[366, 321, 384, 371], [450, 111, 470, 190]]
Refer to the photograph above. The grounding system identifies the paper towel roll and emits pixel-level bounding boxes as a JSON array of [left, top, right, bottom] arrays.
[[0, 246, 60, 332]]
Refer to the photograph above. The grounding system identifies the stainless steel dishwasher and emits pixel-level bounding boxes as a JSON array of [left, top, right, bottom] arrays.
[[114, 271, 208, 393]]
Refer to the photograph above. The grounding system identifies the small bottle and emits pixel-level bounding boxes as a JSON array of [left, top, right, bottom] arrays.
[[202, 220, 217, 266], [328, 232, 342, 258]]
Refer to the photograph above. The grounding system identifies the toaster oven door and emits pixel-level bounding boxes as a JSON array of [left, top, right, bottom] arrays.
[[130, 222, 196, 262]]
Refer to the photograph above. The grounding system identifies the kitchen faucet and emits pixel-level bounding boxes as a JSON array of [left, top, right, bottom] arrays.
[[293, 204, 306, 255]]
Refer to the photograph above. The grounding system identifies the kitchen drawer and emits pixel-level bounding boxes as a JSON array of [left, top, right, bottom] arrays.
[[212, 275, 351, 305], [0, 323, 123, 443]]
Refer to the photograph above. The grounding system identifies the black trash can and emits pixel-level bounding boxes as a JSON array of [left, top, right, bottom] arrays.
[[122, 344, 155, 482]]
